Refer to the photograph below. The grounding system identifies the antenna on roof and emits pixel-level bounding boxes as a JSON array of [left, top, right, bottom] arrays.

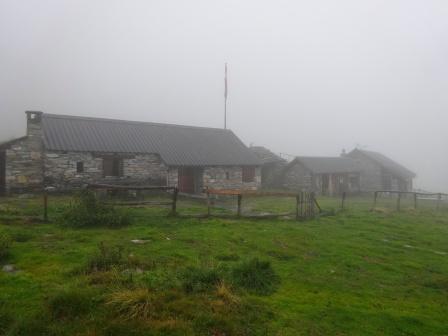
[[224, 62, 228, 129]]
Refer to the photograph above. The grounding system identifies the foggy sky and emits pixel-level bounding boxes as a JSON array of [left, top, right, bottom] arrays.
[[1, 0, 447, 191]]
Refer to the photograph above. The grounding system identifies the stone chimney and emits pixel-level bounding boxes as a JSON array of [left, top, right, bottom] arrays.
[[25, 111, 43, 137]]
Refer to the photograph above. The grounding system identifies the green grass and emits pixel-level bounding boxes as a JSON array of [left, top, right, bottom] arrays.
[[0, 194, 447, 335]]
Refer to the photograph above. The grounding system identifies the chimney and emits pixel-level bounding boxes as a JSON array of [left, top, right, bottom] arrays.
[[340, 148, 347, 157], [25, 111, 43, 137]]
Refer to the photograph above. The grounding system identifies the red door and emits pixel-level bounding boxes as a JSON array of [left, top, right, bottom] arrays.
[[178, 167, 195, 193]]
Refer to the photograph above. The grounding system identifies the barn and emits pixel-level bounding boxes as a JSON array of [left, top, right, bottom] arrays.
[[281, 156, 361, 196], [0, 111, 261, 194], [249, 146, 287, 189], [347, 149, 415, 192]]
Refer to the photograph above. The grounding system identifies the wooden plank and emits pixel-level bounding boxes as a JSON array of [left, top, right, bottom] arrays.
[[206, 189, 298, 197], [87, 183, 176, 191], [103, 201, 173, 206]]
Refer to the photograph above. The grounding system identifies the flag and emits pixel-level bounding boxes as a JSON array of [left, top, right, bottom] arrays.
[[224, 63, 228, 99]]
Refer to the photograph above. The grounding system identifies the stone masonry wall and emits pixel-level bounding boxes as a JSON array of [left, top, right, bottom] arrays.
[[282, 162, 313, 191], [5, 113, 44, 192], [44, 151, 168, 189], [202, 166, 261, 190]]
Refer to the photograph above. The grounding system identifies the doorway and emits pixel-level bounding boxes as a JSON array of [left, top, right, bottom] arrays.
[[178, 167, 204, 194]]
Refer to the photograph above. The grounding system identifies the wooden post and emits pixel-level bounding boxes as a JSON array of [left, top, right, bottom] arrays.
[[396, 192, 401, 211], [206, 190, 211, 217], [310, 192, 315, 218], [373, 191, 378, 209], [43, 191, 48, 222], [300, 192, 304, 218], [414, 192, 417, 210], [437, 193, 441, 210], [171, 188, 178, 215], [295, 194, 300, 220], [341, 191, 346, 210], [237, 194, 242, 217]]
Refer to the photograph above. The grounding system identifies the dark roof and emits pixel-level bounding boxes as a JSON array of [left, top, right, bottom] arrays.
[[41, 114, 261, 167], [289, 156, 361, 174], [249, 146, 286, 164], [349, 149, 415, 178]]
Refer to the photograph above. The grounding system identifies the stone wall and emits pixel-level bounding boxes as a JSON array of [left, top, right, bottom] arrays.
[[347, 151, 383, 191], [203, 166, 261, 190], [4, 112, 44, 192], [44, 151, 168, 189], [282, 162, 313, 191]]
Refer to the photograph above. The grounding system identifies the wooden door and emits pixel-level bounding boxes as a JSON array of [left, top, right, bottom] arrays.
[[179, 167, 195, 193], [0, 151, 5, 195]]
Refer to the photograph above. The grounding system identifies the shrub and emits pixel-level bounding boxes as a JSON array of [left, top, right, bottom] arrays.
[[231, 258, 280, 295], [0, 232, 12, 260], [180, 266, 222, 293], [106, 288, 155, 320], [47, 288, 94, 320], [61, 190, 132, 228], [86, 242, 126, 273]]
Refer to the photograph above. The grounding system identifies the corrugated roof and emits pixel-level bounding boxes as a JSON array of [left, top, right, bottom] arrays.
[[249, 146, 286, 164], [290, 156, 361, 174], [41, 114, 261, 166], [349, 149, 415, 178]]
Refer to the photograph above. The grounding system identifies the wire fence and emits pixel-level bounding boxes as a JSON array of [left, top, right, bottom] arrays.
[[1, 187, 448, 223]]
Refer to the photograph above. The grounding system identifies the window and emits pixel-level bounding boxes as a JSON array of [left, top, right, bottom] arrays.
[[103, 158, 123, 177], [242, 167, 256, 183], [76, 162, 84, 173]]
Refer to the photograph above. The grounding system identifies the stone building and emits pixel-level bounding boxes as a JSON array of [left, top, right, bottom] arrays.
[[347, 149, 415, 192], [282, 156, 361, 196], [249, 146, 287, 189], [0, 111, 261, 194]]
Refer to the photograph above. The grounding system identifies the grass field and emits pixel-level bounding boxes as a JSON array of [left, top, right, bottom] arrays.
[[0, 193, 447, 335]]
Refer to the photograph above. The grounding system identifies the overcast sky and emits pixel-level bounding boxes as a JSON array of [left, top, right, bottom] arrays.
[[1, 0, 447, 191]]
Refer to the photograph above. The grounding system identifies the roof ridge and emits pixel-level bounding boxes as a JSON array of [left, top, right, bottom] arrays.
[[43, 113, 231, 132]]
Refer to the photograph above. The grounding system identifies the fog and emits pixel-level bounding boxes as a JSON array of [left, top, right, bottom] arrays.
[[1, 0, 447, 191]]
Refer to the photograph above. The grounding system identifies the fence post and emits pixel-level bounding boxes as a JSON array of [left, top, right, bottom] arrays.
[[373, 191, 378, 209], [414, 192, 417, 210], [396, 192, 401, 211], [437, 193, 441, 210], [237, 194, 242, 217], [171, 187, 178, 215], [43, 191, 48, 222], [295, 194, 300, 220], [341, 191, 346, 210], [206, 190, 211, 217]]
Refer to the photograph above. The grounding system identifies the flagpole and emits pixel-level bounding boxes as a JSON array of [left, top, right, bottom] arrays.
[[224, 62, 228, 129]]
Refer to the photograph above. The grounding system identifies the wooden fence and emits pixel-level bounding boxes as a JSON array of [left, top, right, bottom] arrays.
[[372, 190, 448, 211], [205, 188, 321, 220]]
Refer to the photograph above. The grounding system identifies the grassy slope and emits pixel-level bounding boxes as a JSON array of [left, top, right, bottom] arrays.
[[0, 195, 447, 335]]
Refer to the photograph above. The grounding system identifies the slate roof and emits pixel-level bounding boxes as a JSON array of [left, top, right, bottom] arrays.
[[349, 149, 415, 178], [249, 146, 286, 164], [289, 156, 361, 174], [41, 114, 261, 167]]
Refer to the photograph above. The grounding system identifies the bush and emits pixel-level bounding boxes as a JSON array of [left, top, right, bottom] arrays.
[[231, 258, 280, 295], [0, 232, 12, 260], [61, 190, 132, 228], [180, 266, 223, 293], [47, 288, 94, 320], [86, 242, 126, 273]]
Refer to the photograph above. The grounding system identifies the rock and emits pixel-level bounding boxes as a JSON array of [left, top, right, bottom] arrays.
[[2, 264, 16, 273], [130, 239, 150, 244]]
